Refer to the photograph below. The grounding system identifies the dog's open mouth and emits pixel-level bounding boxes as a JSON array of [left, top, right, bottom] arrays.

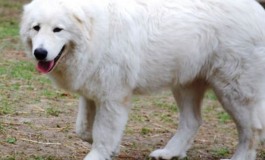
[[36, 45, 66, 74]]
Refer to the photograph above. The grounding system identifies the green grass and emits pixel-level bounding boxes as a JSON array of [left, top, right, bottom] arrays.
[[153, 100, 178, 112], [6, 137, 16, 144], [217, 111, 231, 124], [212, 147, 230, 158], [0, 1, 23, 10], [160, 113, 174, 123], [0, 155, 60, 160], [29, 156, 58, 160], [42, 89, 58, 98], [46, 107, 61, 117], [0, 100, 14, 115], [0, 0, 27, 55], [10, 62, 35, 80], [141, 127, 152, 136], [0, 61, 35, 79], [0, 21, 19, 39], [205, 90, 217, 100], [0, 60, 51, 93], [0, 123, 5, 133], [130, 113, 147, 122], [0, 156, 16, 160]]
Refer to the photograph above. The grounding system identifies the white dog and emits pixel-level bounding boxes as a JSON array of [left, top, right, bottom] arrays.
[[20, 0, 265, 159]]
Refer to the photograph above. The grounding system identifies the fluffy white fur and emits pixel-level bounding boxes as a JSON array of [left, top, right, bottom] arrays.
[[20, 0, 265, 159]]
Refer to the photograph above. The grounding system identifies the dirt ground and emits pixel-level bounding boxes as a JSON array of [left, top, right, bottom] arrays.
[[1, 1, 265, 160]]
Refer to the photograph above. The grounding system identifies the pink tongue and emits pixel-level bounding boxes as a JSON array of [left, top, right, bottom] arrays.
[[36, 60, 55, 74]]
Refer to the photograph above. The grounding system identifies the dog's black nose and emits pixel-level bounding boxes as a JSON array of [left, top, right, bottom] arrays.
[[34, 48, 47, 61]]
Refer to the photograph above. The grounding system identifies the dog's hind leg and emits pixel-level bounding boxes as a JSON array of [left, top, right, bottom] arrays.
[[208, 45, 265, 160], [76, 96, 96, 144], [252, 101, 265, 143], [150, 80, 207, 159], [210, 81, 265, 160]]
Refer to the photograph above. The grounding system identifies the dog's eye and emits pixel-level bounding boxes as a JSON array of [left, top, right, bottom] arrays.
[[33, 25, 40, 31], [53, 27, 63, 33]]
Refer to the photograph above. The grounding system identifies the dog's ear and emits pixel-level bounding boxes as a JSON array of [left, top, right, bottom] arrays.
[[71, 11, 86, 28], [69, 6, 93, 41], [59, 0, 87, 27], [60, 1, 91, 36]]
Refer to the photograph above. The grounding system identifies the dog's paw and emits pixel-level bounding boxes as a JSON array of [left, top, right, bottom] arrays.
[[84, 149, 107, 160], [76, 122, 93, 144], [76, 128, 93, 144], [149, 149, 186, 160]]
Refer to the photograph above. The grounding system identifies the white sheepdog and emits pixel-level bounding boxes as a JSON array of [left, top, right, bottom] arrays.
[[20, 0, 265, 159]]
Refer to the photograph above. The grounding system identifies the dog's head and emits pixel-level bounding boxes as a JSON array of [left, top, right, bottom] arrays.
[[20, 0, 88, 74]]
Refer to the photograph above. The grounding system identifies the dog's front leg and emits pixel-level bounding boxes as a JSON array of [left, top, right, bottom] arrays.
[[76, 96, 96, 144], [84, 97, 131, 160]]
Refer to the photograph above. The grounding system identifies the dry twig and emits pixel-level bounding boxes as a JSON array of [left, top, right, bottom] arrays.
[[19, 138, 61, 145]]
